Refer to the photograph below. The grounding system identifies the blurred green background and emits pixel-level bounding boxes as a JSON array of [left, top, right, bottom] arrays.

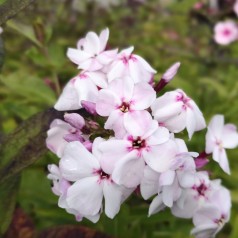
[[0, 0, 238, 237]]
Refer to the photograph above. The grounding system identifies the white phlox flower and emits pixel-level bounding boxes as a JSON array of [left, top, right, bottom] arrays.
[[151, 89, 206, 139], [206, 114, 238, 174]]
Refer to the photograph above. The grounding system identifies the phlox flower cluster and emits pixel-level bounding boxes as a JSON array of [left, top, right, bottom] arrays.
[[46, 28, 238, 237]]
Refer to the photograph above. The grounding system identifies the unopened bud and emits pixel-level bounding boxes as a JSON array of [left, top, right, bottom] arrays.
[[64, 113, 85, 130]]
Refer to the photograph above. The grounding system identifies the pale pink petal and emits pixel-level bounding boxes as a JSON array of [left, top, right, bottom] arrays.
[[84, 213, 101, 223], [213, 147, 230, 174], [162, 186, 174, 207], [191, 224, 218, 238], [46, 119, 71, 157], [67, 48, 92, 65], [54, 79, 81, 111], [86, 71, 108, 89], [131, 82, 156, 110], [222, 124, 238, 148], [108, 61, 126, 82], [143, 140, 177, 173], [140, 166, 159, 200], [191, 102, 206, 132], [112, 152, 145, 188], [171, 196, 197, 218], [124, 110, 153, 137], [103, 181, 123, 219], [146, 126, 170, 146], [151, 92, 183, 121], [120, 46, 134, 56], [186, 109, 196, 139], [84, 32, 100, 55], [99, 28, 109, 52], [99, 139, 130, 174], [96, 90, 119, 116], [108, 76, 134, 102], [178, 171, 197, 188], [234, 0, 238, 16], [159, 170, 175, 186], [92, 137, 105, 161], [60, 141, 100, 181], [79, 58, 102, 71], [66, 176, 103, 216], [148, 194, 165, 216], [163, 110, 186, 133], [104, 110, 126, 138], [193, 205, 220, 227], [128, 60, 142, 83], [74, 76, 98, 103], [174, 138, 188, 153], [135, 55, 157, 73], [77, 38, 85, 49], [97, 49, 118, 65], [208, 115, 224, 139]]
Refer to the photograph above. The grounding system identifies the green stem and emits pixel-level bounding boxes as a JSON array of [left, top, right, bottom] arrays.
[[0, 0, 36, 25]]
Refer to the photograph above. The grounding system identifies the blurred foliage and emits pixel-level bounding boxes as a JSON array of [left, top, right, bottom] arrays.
[[0, 0, 238, 237]]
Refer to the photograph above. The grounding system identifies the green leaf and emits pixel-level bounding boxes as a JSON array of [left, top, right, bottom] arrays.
[[0, 72, 56, 106], [0, 36, 4, 69], [0, 175, 20, 235], [6, 20, 42, 47]]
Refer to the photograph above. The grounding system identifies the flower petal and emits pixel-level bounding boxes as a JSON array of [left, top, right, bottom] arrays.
[[60, 141, 100, 181], [112, 152, 145, 188], [66, 176, 103, 216], [54, 79, 81, 111], [131, 82, 156, 110], [103, 181, 123, 219], [148, 194, 165, 216]]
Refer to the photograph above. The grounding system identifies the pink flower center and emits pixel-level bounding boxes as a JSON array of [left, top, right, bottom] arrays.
[[79, 73, 88, 79], [216, 140, 223, 150], [95, 169, 110, 180], [193, 182, 208, 197], [119, 102, 130, 113], [121, 54, 137, 64], [176, 92, 191, 110], [132, 136, 146, 149], [214, 214, 225, 226], [223, 29, 231, 36]]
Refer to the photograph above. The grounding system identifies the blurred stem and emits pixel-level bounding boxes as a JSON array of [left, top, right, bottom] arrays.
[[0, 0, 36, 25], [0, 108, 91, 184], [41, 46, 61, 96], [52, 71, 61, 96]]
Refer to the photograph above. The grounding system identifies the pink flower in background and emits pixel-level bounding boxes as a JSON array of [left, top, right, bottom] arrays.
[[214, 20, 238, 45], [234, 0, 238, 16], [151, 89, 206, 139], [96, 76, 156, 138], [67, 28, 117, 71], [107, 46, 156, 83], [205, 115, 238, 174]]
